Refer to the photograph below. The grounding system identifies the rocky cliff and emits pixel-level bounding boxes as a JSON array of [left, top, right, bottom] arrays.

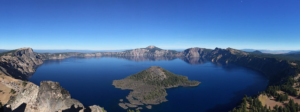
[[0, 49, 84, 79], [205, 48, 297, 84], [5, 81, 103, 112], [181, 47, 211, 58], [0, 48, 44, 79]]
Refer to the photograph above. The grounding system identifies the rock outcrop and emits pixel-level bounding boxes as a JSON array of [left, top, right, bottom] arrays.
[[6, 81, 103, 112], [6, 81, 39, 111], [36, 81, 84, 112], [89, 105, 104, 112]]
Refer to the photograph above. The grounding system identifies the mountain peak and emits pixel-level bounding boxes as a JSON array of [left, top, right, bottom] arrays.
[[17, 47, 33, 50], [139, 66, 167, 81], [14, 47, 36, 57], [146, 45, 157, 49]]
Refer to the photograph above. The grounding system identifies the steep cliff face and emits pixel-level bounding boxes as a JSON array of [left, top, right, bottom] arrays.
[[0, 49, 92, 79], [0, 48, 44, 79], [6, 81, 103, 112], [181, 47, 211, 58], [206, 48, 296, 84]]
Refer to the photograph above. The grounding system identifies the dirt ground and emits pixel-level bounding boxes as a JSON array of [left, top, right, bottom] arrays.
[[0, 74, 20, 105], [260, 88, 300, 110], [0, 83, 13, 104], [259, 94, 284, 109], [291, 62, 297, 66]]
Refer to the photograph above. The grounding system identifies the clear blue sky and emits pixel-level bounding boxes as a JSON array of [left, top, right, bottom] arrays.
[[0, 0, 299, 50]]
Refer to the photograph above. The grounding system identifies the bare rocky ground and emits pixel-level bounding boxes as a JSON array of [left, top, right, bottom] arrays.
[[2, 76, 103, 112], [2, 79, 104, 112]]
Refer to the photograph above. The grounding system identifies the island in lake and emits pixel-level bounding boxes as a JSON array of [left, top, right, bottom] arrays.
[[112, 66, 200, 110]]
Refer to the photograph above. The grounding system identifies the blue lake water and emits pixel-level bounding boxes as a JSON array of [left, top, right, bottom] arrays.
[[29, 57, 268, 112]]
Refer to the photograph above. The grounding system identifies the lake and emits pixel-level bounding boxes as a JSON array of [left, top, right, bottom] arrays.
[[28, 57, 268, 112]]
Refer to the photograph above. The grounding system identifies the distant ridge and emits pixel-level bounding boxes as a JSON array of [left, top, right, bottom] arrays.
[[33, 49, 129, 53], [240, 49, 295, 54], [252, 50, 263, 54], [0, 49, 9, 53], [288, 51, 300, 54]]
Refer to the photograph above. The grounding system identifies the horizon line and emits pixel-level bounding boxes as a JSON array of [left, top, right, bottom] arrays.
[[1, 46, 300, 51]]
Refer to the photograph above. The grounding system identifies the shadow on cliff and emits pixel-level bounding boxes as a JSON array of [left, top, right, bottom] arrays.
[[0, 63, 28, 80], [206, 78, 268, 112], [62, 105, 84, 112], [61, 105, 95, 112], [2, 103, 26, 112], [12, 103, 26, 112]]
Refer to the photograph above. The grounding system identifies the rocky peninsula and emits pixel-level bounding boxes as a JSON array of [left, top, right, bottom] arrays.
[[113, 66, 200, 110]]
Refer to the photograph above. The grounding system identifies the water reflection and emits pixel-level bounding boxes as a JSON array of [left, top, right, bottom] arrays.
[[42, 57, 102, 64], [42, 56, 234, 66], [179, 57, 208, 65], [41, 56, 258, 75]]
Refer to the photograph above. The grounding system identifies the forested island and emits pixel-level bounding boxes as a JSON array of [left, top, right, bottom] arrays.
[[113, 66, 200, 110]]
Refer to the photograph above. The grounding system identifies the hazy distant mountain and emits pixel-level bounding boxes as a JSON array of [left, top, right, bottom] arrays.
[[252, 50, 263, 54], [168, 49, 185, 52], [240, 49, 294, 54], [0, 49, 9, 53], [288, 51, 300, 54], [33, 49, 130, 53], [240, 49, 257, 52]]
